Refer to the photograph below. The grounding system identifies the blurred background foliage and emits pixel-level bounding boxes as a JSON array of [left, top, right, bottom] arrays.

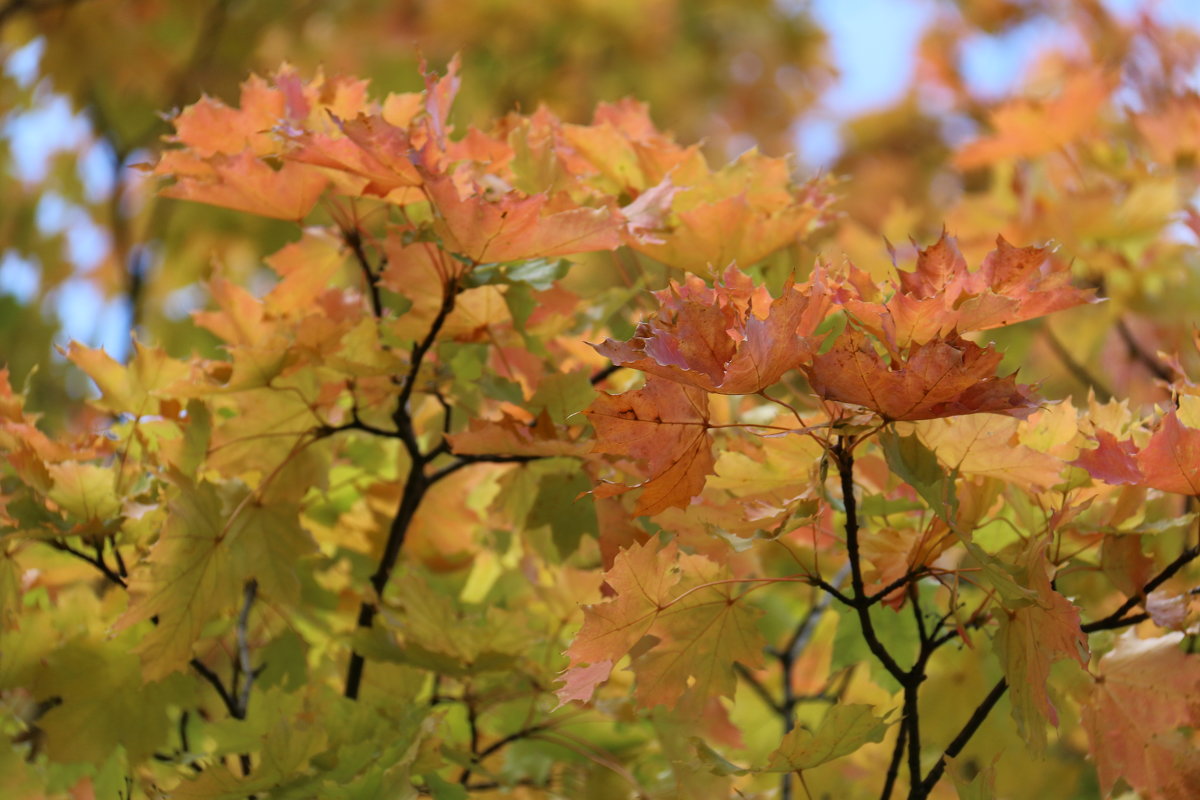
[[2, 0, 1199, 429]]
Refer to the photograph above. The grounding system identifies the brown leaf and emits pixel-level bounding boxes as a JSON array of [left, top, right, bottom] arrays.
[[844, 233, 1095, 348], [1082, 631, 1200, 800], [805, 328, 1037, 421], [585, 377, 714, 515], [594, 264, 834, 395]]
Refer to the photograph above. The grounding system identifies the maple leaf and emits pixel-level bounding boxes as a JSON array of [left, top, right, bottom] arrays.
[[116, 482, 315, 678], [805, 328, 1037, 421], [915, 414, 1066, 491], [45, 462, 122, 532], [628, 156, 836, 274], [1081, 631, 1200, 800], [593, 264, 835, 395], [424, 176, 622, 264], [447, 411, 588, 458], [954, 69, 1113, 168], [993, 538, 1088, 753], [562, 538, 765, 709], [584, 377, 714, 515], [1136, 411, 1200, 496], [33, 638, 189, 765], [553, 660, 613, 708], [1075, 411, 1200, 495], [262, 231, 347, 316], [560, 98, 703, 195], [67, 341, 192, 417], [843, 232, 1096, 347], [763, 704, 891, 772], [285, 113, 424, 198], [168, 65, 371, 159], [157, 149, 328, 221], [1072, 430, 1143, 485]]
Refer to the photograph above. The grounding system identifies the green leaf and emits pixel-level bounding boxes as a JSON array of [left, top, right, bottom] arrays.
[[469, 257, 570, 290], [526, 468, 598, 558], [529, 371, 595, 425], [762, 704, 892, 772], [879, 428, 958, 525], [34, 637, 192, 764], [424, 773, 469, 800]]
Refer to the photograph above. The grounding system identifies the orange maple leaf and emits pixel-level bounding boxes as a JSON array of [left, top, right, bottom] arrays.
[[954, 69, 1113, 168], [561, 538, 764, 710], [157, 150, 328, 221], [1136, 411, 1200, 496], [994, 539, 1088, 753], [1082, 631, 1200, 800], [594, 264, 834, 395], [1075, 411, 1200, 496], [585, 377, 714, 515], [844, 233, 1096, 348], [425, 175, 622, 264], [804, 328, 1037, 421]]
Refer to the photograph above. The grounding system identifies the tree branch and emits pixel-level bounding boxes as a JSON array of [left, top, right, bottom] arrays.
[[1115, 317, 1174, 384], [456, 722, 553, 787], [1041, 325, 1112, 402], [920, 679, 1007, 793], [834, 439, 907, 682], [880, 720, 907, 800], [47, 539, 127, 588], [1081, 544, 1200, 633], [344, 228, 385, 319], [590, 363, 623, 385]]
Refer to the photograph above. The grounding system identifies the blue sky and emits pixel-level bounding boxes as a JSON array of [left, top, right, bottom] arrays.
[[3, 0, 1199, 360]]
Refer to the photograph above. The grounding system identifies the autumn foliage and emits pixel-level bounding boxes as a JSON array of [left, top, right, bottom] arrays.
[[4, 3, 1200, 800]]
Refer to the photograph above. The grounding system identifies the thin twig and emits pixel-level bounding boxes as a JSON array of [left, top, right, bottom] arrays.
[[1082, 545, 1200, 633], [1041, 325, 1112, 401], [590, 363, 623, 385], [47, 539, 127, 588], [234, 579, 258, 718], [344, 228, 385, 319], [734, 663, 783, 715], [1115, 318, 1174, 383], [920, 679, 1007, 793]]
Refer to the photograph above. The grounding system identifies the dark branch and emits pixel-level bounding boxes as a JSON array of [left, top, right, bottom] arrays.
[[344, 228, 385, 319], [456, 722, 552, 787], [734, 662, 784, 715], [189, 657, 239, 718], [920, 679, 1007, 793], [1115, 317, 1174, 384], [47, 539, 127, 588], [880, 720, 907, 800], [427, 453, 540, 483], [1081, 544, 1200, 633], [834, 439, 907, 682], [864, 568, 929, 608], [1041, 325, 1112, 402], [590, 363, 623, 385]]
